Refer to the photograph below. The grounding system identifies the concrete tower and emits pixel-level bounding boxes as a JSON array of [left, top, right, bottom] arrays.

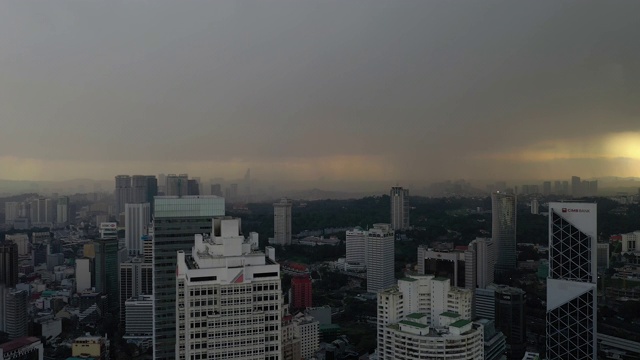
[[390, 186, 409, 231]]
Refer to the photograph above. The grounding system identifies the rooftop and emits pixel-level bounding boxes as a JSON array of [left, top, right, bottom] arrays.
[[399, 320, 429, 329], [450, 319, 472, 328], [0, 337, 40, 352], [440, 311, 460, 318], [399, 277, 417, 282], [406, 313, 426, 320]]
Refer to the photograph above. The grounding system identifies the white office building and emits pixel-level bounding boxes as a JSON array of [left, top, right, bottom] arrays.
[[125, 203, 151, 255], [547, 202, 597, 360], [366, 224, 395, 293], [346, 227, 367, 268], [293, 313, 319, 359], [273, 198, 292, 246], [176, 217, 282, 360], [76, 258, 92, 293], [620, 231, 640, 254], [377, 275, 481, 360], [5, 234, 29, 256]]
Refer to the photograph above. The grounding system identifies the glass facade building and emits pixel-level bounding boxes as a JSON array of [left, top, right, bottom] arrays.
[[492, 192, 517, 275], [152, 196, 225, 360]]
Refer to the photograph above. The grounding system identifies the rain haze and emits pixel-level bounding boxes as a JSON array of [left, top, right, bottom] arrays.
[[1, 0, 640, 186]]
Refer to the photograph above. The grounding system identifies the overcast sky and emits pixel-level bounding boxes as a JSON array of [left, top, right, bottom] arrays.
[[1, 0, 639, 183]]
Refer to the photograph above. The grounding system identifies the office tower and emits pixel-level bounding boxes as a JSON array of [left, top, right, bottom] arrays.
[[124, 295, 153, 341], [492, 192, 517, 275], [76, 258, 91, 293], [115, 175, 132, 216], [494, 285, 526, 360], [131, 175, 149, 204], [589, 180, 598, 196], [543, 181, 551, 196], [377, 275, 480, 360], [4, 202, 18, 225], [165, 174, 189, 196], [157, 173, 166, 194], [294, 314, 320, 359], [366, 224, 395, 293], [390, 186, 409, 231], [571, 176, 581, 197], [547, 202, 597, 360], [475, 287, 496, 320], [0, 242, 19, 287], [211, 184, 223, 197], [531, 199, 539, 214], [561, 181, 569, 195], [4, 289, 28, 339], [57, 196, 70, 225], [346, 227, 367, 268], [466, 237, 495, 289], [417, 246, 466, 287], [597, 243, 609, 271], [291, 276, 312, 310], [553, 181, 562, 195], [5, 234, 29, 256], [187, 179, 199, 195], [152, 196, 225, 360], [44, 198, 56, 223], [125, 203, 150, 255], [146, 176, 158, 215], [476, 319, 507, 360], [175, 217, 281, 360], [95, 224, 120, 313], [119, 257, 153, 324], [273, 198, 293, 246]]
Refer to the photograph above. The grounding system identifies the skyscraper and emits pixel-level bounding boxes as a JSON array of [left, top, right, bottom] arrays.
[[115, 175, 132, 216], [152, 196, 225, 360], [546, 202, 597, 360], [366, 223, 395, 293], [95, 224, 120, 313], [494, 285, 526, 360], [131, 175, 150, 203], [3, 289, 28, 339], [119, 257, 152, 324], [571, 176, 581, 197], [165, 174, 189, 196], [492, 192, 517, 275], [273, 198, 293, 246], [291, 276, 312, 310], [346, 227, 367, 268], [125, 203, 150, 255], [0, 241, 18, 288], [4, 202, 18, 225], [76, 258, 92, 293], [56, 196, 70, 225], [175, 217, 281, 360], [390, 186, 409, 231]]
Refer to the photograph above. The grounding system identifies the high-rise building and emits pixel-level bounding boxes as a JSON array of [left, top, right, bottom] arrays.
[[175, 217, 281, 360], [165, 174, 189, 196], [366, 223, 395, 293], [146, 176, 158, 215], [390, 186, 409, 231], [4, 289, 28, 339], [115, 175, 133, 216], [531, 198, 539, 214], [76, 258, 92, 293], [5, 234, 29, 257], [44, 198, 56, 224], [56, 196, 70, 225], [131, 175, 149, 204], [119, 257, 153, 324], [293, 313, 319, 359], [553, 181, 562, 195], [0, 241, 19, 288], [273, 198, 293, 246], [291, 276, 312, 310], [377, 275, 480, 360], [187, 179, 200, 195], [210, 184, 223, 197], [124, 295, 153, 341], [346, 227, 367, 269], [571, 176, 581, 197], [492, 192, 517, 275], [494, 285, 527, 360], [4, 202, 19, 225], [547, 202, 597, 360], [417, 246, 466, 287], [152, 196, 225, 360], [597, 243, 609, 271], [543, 181, 551, 196], [125, 203, 151, 255], [466, 237, 495, 289], [95, 223, 120, 313], [476, 318, 507, 360]]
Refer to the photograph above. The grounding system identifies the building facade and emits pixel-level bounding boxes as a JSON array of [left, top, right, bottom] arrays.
[[115, 175, 132, 216], [152, 196, 225, 360], [390, 186, 409, 231], [125, 203, 151, 255], [345, 227, 367, 268], [546, 202, 597, 360], [273, 198, 292, 246], [366, 224, 395, 293], [291, 276, 312, 310], [492, 192, 517, 275], [175, 217, 281, 360], [0, 241, 19, 288], [494, 285, 526, 360], [119, 257, 153, 324]]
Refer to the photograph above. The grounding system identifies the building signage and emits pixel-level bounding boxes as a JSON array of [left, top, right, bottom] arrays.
[[561, 208, 590, 213]]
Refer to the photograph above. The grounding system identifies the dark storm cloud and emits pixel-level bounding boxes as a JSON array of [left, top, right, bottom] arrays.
[[0, 0, 639, 181]]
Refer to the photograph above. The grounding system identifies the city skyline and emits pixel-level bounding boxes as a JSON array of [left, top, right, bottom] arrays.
[[1, 1, 640, 182]]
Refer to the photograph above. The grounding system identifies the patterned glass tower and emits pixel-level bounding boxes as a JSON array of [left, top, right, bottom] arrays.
[[492, 192, 517, 275], [546, 202, 597, 360]]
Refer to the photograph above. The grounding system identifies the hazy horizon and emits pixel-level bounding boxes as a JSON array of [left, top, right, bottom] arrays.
[[2, 0, 640, 182]]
